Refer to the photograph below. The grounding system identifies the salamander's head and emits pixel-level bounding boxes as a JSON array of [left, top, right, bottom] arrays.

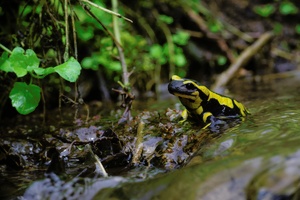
[[168, 75, 210, 109]]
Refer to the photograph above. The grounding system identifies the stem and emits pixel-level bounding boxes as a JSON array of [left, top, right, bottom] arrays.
[[112, 0, 129, 85], [153, 10, 174, 78], [70, 6, 78, 60], [64, 0, 69, 62], [0, 44, 12, 54], [70, 4, 81, 103]]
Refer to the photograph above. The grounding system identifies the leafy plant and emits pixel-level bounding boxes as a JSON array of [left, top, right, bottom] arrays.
[[279, 2, 298, 15], [149, 30, 190, 73], [0, 47, 81, 115]]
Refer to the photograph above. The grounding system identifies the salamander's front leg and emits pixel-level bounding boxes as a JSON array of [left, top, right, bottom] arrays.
[[179, 109, 188, 124], [202, 112, 227, 132]]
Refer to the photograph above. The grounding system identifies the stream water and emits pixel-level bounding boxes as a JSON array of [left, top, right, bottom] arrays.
[[2, 74, 300, 200]]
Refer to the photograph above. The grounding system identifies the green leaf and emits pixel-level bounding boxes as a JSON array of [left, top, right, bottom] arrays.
[[174, 54, 186, 67], [9, 47, 40, 77], [279, 2, 298, 15], [172, 31, 190, 46], [217, 55, 227, 66], [208, 20, 223, 33], [158, 15, 173, 24], [9, 82, 41, 115], [150, 44, 163, 59], [0, 52, 13, 72], [76, 24, 94, 42], [81, 57, 94, 69], [54, 57, 81, 82], [253, 4, 275, 17], [104, 61, 121, 71], [150, 44, 167, 65]]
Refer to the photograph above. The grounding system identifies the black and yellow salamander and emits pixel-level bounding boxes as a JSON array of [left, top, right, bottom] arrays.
[[168, 75, 249, 131]]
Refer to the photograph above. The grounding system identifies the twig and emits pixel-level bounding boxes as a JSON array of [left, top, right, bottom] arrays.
[[153, 9, 175, 78], [80, 3, 122, 48], [70, 5, 78, 60], [80, 0, 133, 23], [64, 0, 69, 62], [87, 144, 108, 177], [132, 120, 145, 165], [112, 87, 135, 124], [70, 4, 81, 105], [211, 32, 274, 92], [0, 44, 12, 54]]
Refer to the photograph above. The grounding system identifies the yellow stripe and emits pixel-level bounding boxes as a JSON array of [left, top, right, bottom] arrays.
[[208, 92, 234, 109]]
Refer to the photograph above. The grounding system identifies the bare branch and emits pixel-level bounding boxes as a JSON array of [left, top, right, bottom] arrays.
[[211, 32, 274, 92]]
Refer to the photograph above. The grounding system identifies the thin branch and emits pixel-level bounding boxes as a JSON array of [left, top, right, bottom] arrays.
[[70, 5, 78, 60], [211, 32, 274, 92], [112, 0, 128, 85], [70, 4, 81, 104], [0, 44, 12, 54], [80, 3, 122, 48], [64, 0, 69, 62], [80, 0, 133, 23], [153, 9, 175, 78]]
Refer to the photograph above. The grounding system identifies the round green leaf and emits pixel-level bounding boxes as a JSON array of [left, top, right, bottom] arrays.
[[9, 82, 41, 115], [172, 31, 190, 46], [9, 47, 40, 77], [54, 57, 81, 82]]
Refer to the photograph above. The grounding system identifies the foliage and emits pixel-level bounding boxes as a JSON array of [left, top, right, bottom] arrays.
[[253, 4, 275, 17], [0, 47, 81, 115], [279, 2, 298, 15], [9, 82, 41, 115]]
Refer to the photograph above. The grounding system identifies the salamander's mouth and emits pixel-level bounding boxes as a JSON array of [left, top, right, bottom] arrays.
[[171, 92, 197, 101]]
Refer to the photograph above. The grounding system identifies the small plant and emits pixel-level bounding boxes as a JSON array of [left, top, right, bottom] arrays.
[[253, 4, 275, 17], [254, 1, 299, 17], [0, 46, 81, 114], [149, 30, 190, 77], [279, 1, 298, 15]]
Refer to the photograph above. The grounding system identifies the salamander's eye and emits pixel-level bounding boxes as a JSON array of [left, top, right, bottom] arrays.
[[185, 83, 196, 90]]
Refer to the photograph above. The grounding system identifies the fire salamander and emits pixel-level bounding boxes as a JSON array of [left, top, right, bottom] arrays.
[[168, 75, 249, 132]]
